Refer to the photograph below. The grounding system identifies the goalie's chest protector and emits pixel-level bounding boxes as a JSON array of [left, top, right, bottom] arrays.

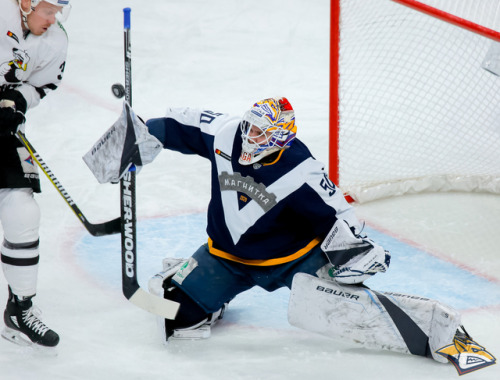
[[206, 120, 340, 264]]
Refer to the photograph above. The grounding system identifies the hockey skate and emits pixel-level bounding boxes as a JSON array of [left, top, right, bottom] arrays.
[[2, 287, 59, 348], [148, 257, 227, 341], [170, 303, 226, 340]]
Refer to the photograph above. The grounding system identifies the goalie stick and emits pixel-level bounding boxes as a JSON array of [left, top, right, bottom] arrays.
[[119, 8, 179, 319], [15, 131, 121, 237]]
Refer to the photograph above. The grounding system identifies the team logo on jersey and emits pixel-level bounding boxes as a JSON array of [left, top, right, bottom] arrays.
[[6, 31, 19, 43], [1, 48, 30, 83], [436, 332, 496, 375], [219, 171, 277, 212]]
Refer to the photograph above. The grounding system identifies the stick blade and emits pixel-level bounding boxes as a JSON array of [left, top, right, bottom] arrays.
[[128, 288, 180, 319], [87, 217, 122, 236]]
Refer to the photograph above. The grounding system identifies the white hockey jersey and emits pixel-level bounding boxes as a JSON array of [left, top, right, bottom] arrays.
[[0, 0, 68, 109], [0, 0, 68, 191]]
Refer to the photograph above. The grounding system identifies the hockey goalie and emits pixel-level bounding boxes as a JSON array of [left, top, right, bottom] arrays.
[[84, 99, 496, 375]]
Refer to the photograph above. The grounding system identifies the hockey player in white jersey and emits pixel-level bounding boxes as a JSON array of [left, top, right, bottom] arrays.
[[0, 0, 70, 348]]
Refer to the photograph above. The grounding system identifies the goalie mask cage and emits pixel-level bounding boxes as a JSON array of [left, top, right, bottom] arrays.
[[329, 0, 500, 203]]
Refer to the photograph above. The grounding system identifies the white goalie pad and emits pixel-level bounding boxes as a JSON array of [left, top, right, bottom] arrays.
[[82, 102, 163, 184], [288, 273, 461, 363]]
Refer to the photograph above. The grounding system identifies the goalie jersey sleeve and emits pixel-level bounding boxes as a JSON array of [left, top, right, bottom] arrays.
[[147, 108, 360, 266]]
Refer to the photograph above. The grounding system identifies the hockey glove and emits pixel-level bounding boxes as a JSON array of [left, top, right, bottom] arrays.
[[0, 89, 27, 136], [321, 219, 390, 284], [331, 244, 391, 284], [82, 101, 163, 184]]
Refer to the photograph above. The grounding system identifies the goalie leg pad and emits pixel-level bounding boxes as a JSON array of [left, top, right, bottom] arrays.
[[288, 273, 461, 363]]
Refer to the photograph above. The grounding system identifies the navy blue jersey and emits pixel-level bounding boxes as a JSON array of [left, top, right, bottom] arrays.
[[147, 107, 360, 266]]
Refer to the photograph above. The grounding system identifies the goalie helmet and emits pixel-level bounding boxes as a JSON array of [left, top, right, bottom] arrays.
[[18, 0, 72, 23], [239, 97, 297, 165]]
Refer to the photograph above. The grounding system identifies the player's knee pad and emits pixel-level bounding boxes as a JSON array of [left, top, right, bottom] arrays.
[[0, 188, 40, 243]]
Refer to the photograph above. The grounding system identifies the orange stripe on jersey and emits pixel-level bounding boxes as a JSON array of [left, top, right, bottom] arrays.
[[207, 236, 322, 266]]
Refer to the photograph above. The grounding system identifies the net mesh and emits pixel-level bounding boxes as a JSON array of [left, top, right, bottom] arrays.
[[336, 0, 500, 202]]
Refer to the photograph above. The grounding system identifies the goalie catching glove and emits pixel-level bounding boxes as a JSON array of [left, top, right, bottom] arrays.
[[83, 102, 163, 183], [321, 219, 390, 284]]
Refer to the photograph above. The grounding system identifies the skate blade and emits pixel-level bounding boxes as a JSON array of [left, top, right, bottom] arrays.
[[172, 325, 211, 340], [2, 326, 32, 346], [1, 327, 58, 356]]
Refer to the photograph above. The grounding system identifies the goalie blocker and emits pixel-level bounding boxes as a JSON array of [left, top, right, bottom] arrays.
[[82, 101, 163, 184], [288, 273, 460, 363]]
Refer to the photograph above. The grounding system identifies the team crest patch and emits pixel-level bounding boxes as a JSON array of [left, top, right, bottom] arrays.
[[436, 329, 496, 375], [218, 171, 277, 212]]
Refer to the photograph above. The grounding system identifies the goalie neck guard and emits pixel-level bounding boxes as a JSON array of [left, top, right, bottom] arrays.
[[239, 97, 297, 166]]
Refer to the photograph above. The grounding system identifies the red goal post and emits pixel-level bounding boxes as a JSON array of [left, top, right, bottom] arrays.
[[329, 0, 500, 203]]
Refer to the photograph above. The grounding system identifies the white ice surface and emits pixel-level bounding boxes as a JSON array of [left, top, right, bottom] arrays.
[[1, 1, 499, 379]]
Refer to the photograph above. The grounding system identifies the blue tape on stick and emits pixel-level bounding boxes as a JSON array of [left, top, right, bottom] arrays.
[[123, 8, 131, 29]]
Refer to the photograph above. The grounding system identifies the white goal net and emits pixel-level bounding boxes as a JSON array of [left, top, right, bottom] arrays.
[[331, 0, 500, 202]]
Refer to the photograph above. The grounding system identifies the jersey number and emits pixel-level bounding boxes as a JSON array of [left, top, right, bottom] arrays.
[[320, 174, 336, 196], [200, 110, 222, 125]]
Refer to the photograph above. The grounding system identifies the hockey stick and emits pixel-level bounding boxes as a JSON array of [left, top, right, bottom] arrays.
[[119, 8, 179, 319], [15, 130, 121, 237]]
